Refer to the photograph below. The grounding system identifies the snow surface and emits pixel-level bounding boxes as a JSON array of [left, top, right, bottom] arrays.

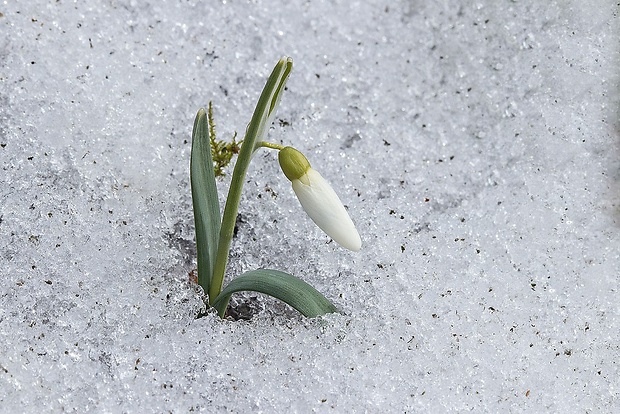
[[1, 0, 619, 412]]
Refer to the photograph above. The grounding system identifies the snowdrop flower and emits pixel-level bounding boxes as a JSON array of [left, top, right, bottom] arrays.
[[278, 146, 362, 252]]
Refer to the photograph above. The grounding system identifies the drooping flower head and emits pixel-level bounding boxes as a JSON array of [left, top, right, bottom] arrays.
[[278, 146, 362, 252]]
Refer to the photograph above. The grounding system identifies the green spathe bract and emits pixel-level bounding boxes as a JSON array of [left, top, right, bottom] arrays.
[[190, 57, 339, 318]]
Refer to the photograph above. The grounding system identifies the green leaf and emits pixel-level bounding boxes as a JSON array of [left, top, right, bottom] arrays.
[[190, 108, 221, 299], [211, 269, 339, 318]]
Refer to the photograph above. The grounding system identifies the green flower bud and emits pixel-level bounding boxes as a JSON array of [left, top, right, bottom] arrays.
[[278, 146, 311, 182]]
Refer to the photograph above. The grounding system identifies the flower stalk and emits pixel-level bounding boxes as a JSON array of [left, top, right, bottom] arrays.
[[208, 57, 293, 303]]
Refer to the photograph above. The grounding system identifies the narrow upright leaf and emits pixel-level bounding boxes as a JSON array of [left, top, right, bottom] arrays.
[[211, 269, 339, 318], [191, 108, 221, 298]]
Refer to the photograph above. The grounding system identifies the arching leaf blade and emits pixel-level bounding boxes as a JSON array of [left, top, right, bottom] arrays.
[[212, 269, 339, 318]]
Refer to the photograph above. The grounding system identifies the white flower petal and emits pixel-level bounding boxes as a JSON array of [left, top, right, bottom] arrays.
[[292, 168, 362, 251]]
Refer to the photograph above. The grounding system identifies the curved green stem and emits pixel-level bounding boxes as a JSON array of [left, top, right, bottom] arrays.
[[256, 141, 285, 151], [208, 57, 293, 303]]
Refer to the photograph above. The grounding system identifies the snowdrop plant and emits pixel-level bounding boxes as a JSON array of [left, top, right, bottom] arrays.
[[191, 57, 360, 318]]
